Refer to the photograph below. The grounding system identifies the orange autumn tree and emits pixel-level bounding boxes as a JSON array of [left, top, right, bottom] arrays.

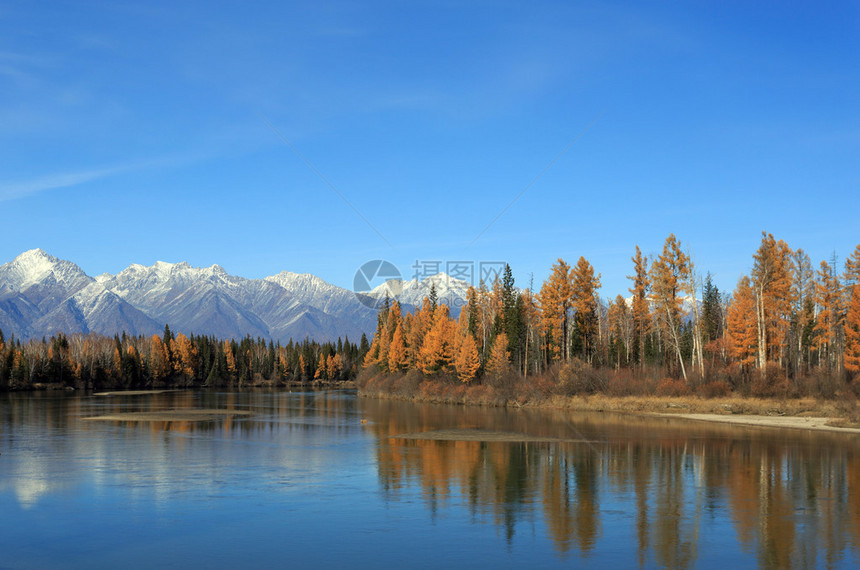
[[844, 284, 860, 377], [539, 259, 572, 361], [485, 333, 510, 377], [628, 246, 650, 367], [726, 276, 758, 370], [650, 234, 690, 380], [751, 232, 793, 368], [418, 305, 456, 374], [570, 256, 601, 363], [454, 330, 480, 382], [388, 321, 408, 373], [814, 259, 843, 370]]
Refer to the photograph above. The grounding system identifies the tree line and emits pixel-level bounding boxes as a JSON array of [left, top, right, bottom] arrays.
[[363, 233, 860, 397], [0, 325, 368, 391]]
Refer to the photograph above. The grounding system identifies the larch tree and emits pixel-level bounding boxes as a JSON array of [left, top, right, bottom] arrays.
[[570, 256, 601, 363], [454, 330, 480, 382], [685, 253, 704, 376], [485, 333, 510, 377], [844, 244, 860, 289], [628, 246, 650, 368], [608, 294, 633, 367], [789, 248, 816, 373], [418, 305, 455, 374], [649, 234, 690, 380], [844, 284, 860, 377], [751, 233, 793, 368], [726, 276, 758, 370], [539, 259, 573, 362], [388, 321, 408, 373], [814, 259, 843, 370], [521, 281, 541, 377]]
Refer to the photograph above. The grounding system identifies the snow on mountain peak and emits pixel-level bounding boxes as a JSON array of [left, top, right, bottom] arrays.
[[2, 248, 89, 291]]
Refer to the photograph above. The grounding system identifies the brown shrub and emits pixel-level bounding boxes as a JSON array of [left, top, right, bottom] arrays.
[[392, 369, 423, 397], [655, 377, 692, 397], [750, 363, 793, 398], [697, 380, 732, 399], [606, 370, 651, 397], [556, 358, 606, 395]]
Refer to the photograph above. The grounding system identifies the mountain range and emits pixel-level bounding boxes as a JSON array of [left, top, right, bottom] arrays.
[[0, 249, 470, 343]]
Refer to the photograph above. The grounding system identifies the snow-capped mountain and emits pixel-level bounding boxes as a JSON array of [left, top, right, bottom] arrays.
[[370, 271, 471, 313], [0, 250, 405, 342], [0, 250, 160, 338]]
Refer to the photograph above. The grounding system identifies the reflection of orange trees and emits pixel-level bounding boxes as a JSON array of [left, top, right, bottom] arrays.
[[365, 398, 860, 561], [541, 451, 600, 554]]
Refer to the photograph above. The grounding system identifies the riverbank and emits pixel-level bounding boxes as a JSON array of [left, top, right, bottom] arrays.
[[358, 371, 860, 434]]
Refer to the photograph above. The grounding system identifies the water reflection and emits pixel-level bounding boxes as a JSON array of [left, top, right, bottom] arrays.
[[362, 398, 860, 568], [1, 391, 858, 568]]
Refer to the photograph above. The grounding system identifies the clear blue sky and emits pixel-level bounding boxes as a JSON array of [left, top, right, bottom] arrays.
[[2, 1, 858, 298]]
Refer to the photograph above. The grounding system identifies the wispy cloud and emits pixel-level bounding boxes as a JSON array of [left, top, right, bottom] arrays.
[[0, 167, 124, 202], [0, 154, 203, 202]]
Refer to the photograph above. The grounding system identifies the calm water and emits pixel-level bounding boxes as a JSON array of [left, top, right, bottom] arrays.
[[1, 390, 859, 569]]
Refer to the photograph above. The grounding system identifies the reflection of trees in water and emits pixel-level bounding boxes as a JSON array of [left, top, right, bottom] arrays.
[[364, 398, 860, 565]]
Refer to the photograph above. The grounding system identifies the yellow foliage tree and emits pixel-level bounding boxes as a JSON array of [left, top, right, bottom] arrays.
[[454, 330, 480, 383], [751, 232, 793, 367], [486, 333, 510, 377], [418, 305, 455, 374], [224, 341, 237, 375], [628, 245, 650, 366], [539, 259, 572, 361], [726, 276, 757, 369], [315, 353, 326, 380], [814, 259, 843, 370], [172, 332, 197, 380], [571, 256, 601, 361], [388, 321, 408, 373], [844, 284, 860, 375], [650, 234, 691, 380], [149, 335, 170, 381]]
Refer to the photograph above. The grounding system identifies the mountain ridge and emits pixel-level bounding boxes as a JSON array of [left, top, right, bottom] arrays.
[[0, 250, 469, 342]]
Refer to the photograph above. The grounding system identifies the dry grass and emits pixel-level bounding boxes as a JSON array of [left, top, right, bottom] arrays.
[[357, 367, 860, 430]]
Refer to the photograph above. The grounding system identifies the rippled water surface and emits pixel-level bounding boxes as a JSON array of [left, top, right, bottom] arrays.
[[1, 390, 859, 568]]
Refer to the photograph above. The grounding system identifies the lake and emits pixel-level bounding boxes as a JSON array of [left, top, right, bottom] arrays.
[[1, 390, 858, 568]]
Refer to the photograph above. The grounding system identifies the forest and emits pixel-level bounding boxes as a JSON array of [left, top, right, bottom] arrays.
[[361, 233, 860, 402], [0, 324, 367, 391]]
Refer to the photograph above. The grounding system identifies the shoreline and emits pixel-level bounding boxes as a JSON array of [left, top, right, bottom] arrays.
[[655, 412, 860, 434], [358, 388, 860, 435]]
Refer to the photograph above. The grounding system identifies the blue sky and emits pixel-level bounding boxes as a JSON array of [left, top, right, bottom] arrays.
[[1, 0, 858, 298]]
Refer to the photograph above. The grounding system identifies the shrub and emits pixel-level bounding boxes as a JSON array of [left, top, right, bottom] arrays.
[[655, 377, 692, 397], [698, 380, 732, 399], [750, 363, 792, 398], [606, 370, 650, 397], [556, 358, 606, 395]]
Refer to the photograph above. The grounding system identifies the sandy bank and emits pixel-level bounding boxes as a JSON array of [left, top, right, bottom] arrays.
[[659, 413, 860, 434], [391, 428, 597, 443], [83, 409, 254, 422], [93, 390, 180, 396]]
